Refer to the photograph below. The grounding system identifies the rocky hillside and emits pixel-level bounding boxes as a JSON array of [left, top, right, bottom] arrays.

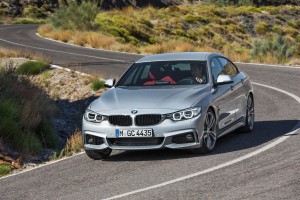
[[1, 0, 299, 17]]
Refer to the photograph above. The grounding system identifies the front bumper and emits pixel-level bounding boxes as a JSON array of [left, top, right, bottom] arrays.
[[82, 114, 205, 151]]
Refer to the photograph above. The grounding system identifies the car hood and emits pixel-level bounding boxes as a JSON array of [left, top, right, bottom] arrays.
[[89, 85, 210, 115]]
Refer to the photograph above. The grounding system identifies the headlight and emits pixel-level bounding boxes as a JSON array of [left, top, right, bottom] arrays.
[[167, 107, 201, 121], [84, 109, 107, 123]]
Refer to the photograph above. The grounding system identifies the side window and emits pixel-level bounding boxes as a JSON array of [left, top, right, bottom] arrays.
[[141, 65, 151, 79], [218, 57, 238, 77], [211, 58, 223, 83]]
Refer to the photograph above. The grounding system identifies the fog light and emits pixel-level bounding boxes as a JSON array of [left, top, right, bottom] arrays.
[[87, 137, 94, 144], [172, 132, 195, 144], [186, 134, 194, 141], [85, 134, 104, 145]]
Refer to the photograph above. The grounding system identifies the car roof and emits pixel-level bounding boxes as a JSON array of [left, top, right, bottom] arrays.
[[135, 52, 225, 63]]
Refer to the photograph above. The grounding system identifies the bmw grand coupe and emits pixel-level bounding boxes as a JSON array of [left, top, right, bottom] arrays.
[[82, 52, 254, 160]]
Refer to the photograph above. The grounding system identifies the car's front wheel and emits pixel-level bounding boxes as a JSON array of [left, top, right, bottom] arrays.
[[85, 148, 112, 160], [191, 109, 217, 154]]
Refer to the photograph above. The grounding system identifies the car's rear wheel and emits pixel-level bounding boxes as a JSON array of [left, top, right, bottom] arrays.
[[191, 109, 217, 154], [239, 95, 254, 132], [85, 148, 112, 160]]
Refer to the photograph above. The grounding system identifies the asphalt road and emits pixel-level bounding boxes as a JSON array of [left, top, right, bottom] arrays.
[[0, 24, 299, 200]]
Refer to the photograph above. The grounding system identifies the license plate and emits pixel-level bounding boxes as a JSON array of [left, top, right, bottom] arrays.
[[116, 129, 153, 138]]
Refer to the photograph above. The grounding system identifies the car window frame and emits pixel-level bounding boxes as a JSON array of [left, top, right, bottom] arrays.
[[215, 56, 239, 78], [210, 57, 224, 84]]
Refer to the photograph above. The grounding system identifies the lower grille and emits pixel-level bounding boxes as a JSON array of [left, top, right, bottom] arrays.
[[108, 138, 164, 146], [135, 114, 163, 126], [108, 115, 132, 126]]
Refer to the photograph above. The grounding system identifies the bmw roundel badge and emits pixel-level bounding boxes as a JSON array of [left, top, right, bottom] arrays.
[[131, 109, 138, 114]]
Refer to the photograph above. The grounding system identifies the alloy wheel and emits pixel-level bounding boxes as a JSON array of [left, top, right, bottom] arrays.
[[203, 111, 217, 150]]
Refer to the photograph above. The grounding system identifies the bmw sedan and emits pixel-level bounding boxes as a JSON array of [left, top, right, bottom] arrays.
[[82, 52, 254, 160]]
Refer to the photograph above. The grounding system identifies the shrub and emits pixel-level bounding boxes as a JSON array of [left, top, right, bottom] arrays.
[[21, 132, 42, 155], [91, 79, 105, 91], [0, 164, 11, 176], [49, 2, 99, 31], [0, 69, 59, 155], [14, 18, 46, 24], [287, 20, 298, 29], [22, 5, 48, 19], [17, 61, 49, 75], [272, 25, 282, 33], [207, 0, 253, 6], [250, 34, 295, 63], [53, 130, 83, 159], [255, 22, 268, 35]]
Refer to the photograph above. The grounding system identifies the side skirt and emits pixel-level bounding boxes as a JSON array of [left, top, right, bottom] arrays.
[[217, 116, 245, 138]]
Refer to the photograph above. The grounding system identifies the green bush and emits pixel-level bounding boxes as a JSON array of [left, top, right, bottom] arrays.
[[21, 133, 42, 155], [255, 22, 268, 35], [272, 25, 282, 33], [17, 61, 49, 75], [0, 164, 11, 176], [14, 18, 46, 24], [37, 122, 59, 149], [49, 2, 99, 31], [22, 5, 48, 19], [91, 79, 105, 91], [0, 70, 59, 155], [207, 0, 253, 6], [250, 34, 295, 63]]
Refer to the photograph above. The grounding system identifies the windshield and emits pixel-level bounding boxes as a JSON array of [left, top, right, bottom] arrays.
[[116, 60, 208, 87]]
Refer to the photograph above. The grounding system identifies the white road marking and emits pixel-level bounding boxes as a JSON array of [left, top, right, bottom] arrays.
[[35, 33, 141, 56], [0, 152, 85, 180], [102, 82, 300, 200], [0, 38, 130, 63]]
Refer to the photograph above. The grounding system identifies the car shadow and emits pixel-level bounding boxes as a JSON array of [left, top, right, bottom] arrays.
[[105, 120, 299, 162]]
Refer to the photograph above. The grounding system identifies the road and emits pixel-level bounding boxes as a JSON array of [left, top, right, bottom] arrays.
[[0, 24, 299, 200]]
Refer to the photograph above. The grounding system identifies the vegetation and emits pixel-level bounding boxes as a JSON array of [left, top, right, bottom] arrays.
[[250, 34, 295, 63], [91, 78, 105, 91], [0, 63, 59, 156], [14, 18, 46, 24], [39, 3, 300, 64], [49, 2, 99, 31], [0, 164, 11, 176], [52, 130, 83, 159], [17, 61, 49, 75]]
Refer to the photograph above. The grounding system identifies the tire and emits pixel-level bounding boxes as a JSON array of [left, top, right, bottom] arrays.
[[191, 109, 217, 154], [239, 95, 255, 133], [85, 148, 112, 160]]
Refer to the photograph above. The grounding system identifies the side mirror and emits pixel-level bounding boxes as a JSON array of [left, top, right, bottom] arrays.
[[104, 78, 116, 88], [216, 75, 233, 85]]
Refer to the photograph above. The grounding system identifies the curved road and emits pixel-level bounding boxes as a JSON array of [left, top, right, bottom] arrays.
[[0, 25, 299, 200]]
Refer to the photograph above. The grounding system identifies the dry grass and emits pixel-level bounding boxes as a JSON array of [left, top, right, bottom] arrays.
[[0, 48, 51, 63], [0, 15, 13, 24], [73, 32, 116, 49], [53, 130, 83, 159], [63, 130, 83, 156], [40, 4, 300, 63]]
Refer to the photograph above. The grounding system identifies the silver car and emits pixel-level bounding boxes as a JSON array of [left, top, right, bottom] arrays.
[[82, 52, 254, 160]]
